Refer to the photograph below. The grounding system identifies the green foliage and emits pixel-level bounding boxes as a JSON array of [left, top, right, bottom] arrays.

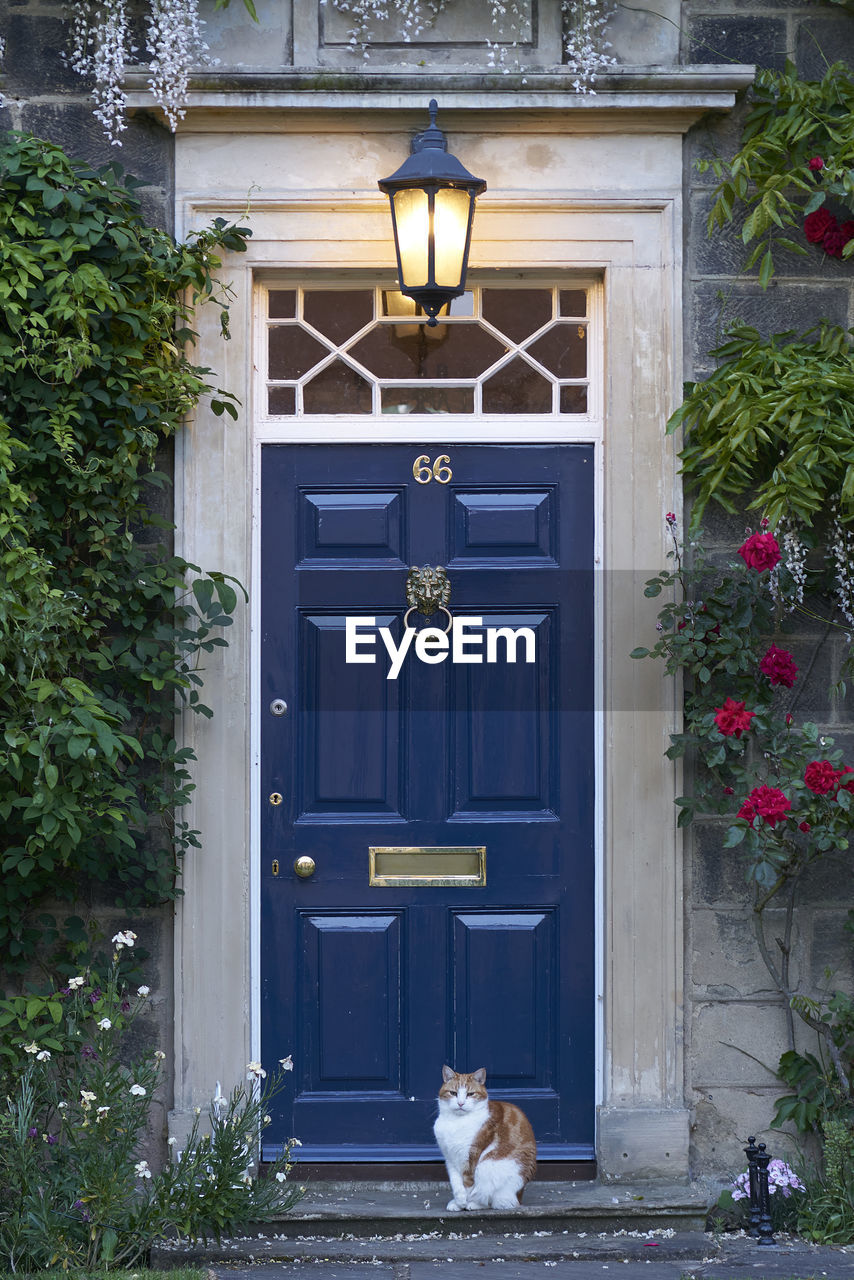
[[668, 324, 854, 531], [635, 523, 854, 1116], [0, 131, 251, 970], [797, 1118, 854, 1243], [0, 943, 302, 1269], [701, 60, 854, 281]]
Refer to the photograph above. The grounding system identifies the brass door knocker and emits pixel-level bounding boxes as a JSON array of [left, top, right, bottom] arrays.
[[404, 565, 452, 634]]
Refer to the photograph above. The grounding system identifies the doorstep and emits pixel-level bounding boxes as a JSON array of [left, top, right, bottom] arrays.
[[262, 1179, 710, 1238]]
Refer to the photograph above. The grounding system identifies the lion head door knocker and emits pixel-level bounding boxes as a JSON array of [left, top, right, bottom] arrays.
[[404, 565, 452, 634]]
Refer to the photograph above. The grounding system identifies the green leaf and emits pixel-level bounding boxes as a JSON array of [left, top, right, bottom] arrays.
[[630, 647, 650, 659], [758, 248, 774, 289]]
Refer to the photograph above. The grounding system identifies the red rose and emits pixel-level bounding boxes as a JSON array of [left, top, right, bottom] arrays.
[[738, 532, 781, 572], [724, 786, 735, 796], [808, 156, 825, 171], [759, 644, 798, 688], [714, 698, 755, 738], [842, 221, 854, 241], [799, 821, 811, 833], [804, 208, 835, 243], [823, 225, 848, 257], [738, 798, 757, 826], [804, 760, 841, 795], [785, 713, 794, 727], [748, 785, 792, 828]]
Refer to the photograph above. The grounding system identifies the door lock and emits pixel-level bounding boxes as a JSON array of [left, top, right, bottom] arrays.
[[270, 698, 288, 716], [269, 792, 283, 806]]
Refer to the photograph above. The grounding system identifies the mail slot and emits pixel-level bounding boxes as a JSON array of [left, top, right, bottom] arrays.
[[369, 846, 486, 887]]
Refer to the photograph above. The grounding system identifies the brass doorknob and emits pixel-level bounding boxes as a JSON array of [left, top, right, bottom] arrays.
[[294, 856, 316, 878]]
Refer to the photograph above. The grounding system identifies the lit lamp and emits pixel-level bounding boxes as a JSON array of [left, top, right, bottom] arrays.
[[379, 99, 486, 326]]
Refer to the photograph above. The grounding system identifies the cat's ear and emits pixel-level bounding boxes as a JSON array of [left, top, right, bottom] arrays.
[[441, 1065, 456, 1082], [472, 1068, 487, 1085]]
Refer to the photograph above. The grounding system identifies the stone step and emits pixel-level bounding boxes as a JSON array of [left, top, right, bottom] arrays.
[[253, 1181, 710, 1240]]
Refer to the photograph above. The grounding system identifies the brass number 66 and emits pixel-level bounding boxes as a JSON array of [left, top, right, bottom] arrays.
[[413, 454, 452, 484]]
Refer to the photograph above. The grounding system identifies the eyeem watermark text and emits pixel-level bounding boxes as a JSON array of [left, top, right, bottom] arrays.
[[345, 617, 536, 681]]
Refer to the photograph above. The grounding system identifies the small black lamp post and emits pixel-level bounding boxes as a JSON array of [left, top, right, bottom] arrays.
[[755, 1143, 776, 1246], [744, 1135, 761, 1237], [379, 99, 486, 326]]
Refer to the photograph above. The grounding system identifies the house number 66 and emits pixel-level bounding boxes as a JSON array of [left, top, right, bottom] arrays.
[[412, 454, 452, 484]]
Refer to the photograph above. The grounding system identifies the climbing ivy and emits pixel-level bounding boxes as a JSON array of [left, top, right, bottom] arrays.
[[0, 131, 250, 972]]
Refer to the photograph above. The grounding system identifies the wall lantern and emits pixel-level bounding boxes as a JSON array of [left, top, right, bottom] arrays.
[[379, 99, 486, 326]]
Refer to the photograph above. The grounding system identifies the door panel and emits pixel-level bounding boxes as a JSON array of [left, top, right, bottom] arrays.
[[261, 443, 595, 1160]]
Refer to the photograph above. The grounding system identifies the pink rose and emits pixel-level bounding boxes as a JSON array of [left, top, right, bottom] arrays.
[[738, 532, 781, 572]]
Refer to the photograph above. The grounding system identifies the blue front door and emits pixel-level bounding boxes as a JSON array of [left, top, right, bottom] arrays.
[[261, 443, 595, 1160]]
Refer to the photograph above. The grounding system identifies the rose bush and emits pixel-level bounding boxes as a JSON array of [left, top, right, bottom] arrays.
[[632, 520, 854, 1134]]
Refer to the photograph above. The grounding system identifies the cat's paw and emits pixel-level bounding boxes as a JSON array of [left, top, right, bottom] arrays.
[[446, 1198, 466, 1212]]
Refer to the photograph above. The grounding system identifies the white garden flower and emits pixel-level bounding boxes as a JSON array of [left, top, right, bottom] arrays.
[[154, 1050, 166, 1060], [134, 1159, 152, 1179], [279, 1055, 294, 1071], [97, 1018, 112, 1031], [168, 1136, 177, 1146], [80, 1090, 97, 1109], [23, 1042, 39, 1054], [137, 985, 150, 997], [129, 1083, 147, 1097], [68, 976, 85, 989], [275, 1171, 287, 1182], [96, 1106, 110, 1122], [36, 1049, 51, 1062], [111, 930, 137, 949], [246, 1061, 267, 1079], [58, 1101, 68, 1109]]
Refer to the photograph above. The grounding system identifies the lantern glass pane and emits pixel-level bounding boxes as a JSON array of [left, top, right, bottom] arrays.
[[392, 189, 430, 288], [434, 188, 472, 287]]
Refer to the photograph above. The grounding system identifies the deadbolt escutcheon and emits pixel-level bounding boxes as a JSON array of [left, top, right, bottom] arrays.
[[294, 855, 316, 878], [269, 791, 283, 807]]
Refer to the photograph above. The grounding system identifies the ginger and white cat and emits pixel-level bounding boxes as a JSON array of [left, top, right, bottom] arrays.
[[433, 1065, 536, 1211]]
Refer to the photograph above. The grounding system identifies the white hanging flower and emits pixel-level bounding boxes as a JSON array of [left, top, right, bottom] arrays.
[[129, 1083, 147, 1097], [23, 1042, 39, 1054], [146, 0, 209, 132], [80, 1090, 97, 1109], [67, 0, 131, 145], [137, 985, 150, 997], [275, 1170, 288, 1182], [134, 1159, 152, 1179], [36, 1049, 51, 1062], [246, 1061, 267, 1080], [154, 1050, 166, 1060], [279, 1055, 294, 1071], [68, 976, 85, 989], [168, 1135, 177, 1146], [96, 1105, 110, 1122], [97, 1018, 112, 1031], [111, 930, 137, 949]]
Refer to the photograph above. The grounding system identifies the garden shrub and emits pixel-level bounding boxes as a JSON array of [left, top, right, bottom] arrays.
[[0, 931, 302, 1269], [0, 130, 250, 972]]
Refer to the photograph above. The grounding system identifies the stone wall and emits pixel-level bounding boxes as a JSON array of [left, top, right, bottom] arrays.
[[682, 1, 854, 1178]]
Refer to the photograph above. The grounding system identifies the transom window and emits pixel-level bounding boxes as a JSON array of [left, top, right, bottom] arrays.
[[264, 285, 589, 417]]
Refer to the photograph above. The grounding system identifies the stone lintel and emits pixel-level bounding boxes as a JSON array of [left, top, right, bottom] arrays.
[[598, 1107, 691, 1182], [124, 65, 755, 134]]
